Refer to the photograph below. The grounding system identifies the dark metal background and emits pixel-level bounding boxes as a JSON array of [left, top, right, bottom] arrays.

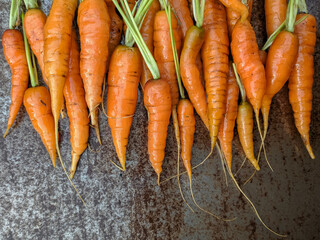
[[0, 0, 319, 239]]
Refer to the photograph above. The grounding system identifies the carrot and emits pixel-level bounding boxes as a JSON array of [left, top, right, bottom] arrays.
[[218, 63, 239, 170], [288, 12, 316, 159], [202, 0, 229, 151], [218, 0, 248, 23], [64, 30, 89, 179], [171, 0, 193, 39], [261, 0, 299, 141], [259, 50, 267, 66], [77, 0, 110, 144], [3, 1, 29, 138], [139, 0, 160, 91], [107, 0, 153, 170], [265, 0, 287, 38]]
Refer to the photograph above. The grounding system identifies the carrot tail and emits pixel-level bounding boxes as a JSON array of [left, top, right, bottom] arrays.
[[91, 108, 102, 145], [70, 153, 80, 179], [302, 136, 315, 159], [3, 127, 11, 138], [261, 95, 272, 140]]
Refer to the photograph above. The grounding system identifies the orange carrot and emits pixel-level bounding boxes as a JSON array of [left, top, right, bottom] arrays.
[[288, 13, 316, 159], [154, 10, 181, 107], [64, 30, 89, 178], [2, 30, 29, 138], [24, 86, 56, 166], [78, 0, 110, 144], [202, 0, 229, 150], [218, 63, 239, 170], [177, 99, 195, 180], [218, 0, 248, 22], [139, 0, 160, 90], [171, 0, 193, 39], [265, 0, 287, 37], [259, 50, 267, 66]]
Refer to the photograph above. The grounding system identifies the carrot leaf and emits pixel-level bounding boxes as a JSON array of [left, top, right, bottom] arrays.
[[286, 0, 299, 32], [113, 0, 160, 79], [23, 0, 38, 10], [232, 63, 246, 103], [21, 12, 38, 87], [9, 0, 21, 29], [298, 0, 308, 13]]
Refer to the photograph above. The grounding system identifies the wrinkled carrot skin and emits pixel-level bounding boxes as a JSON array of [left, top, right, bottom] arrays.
[[139, 0, 160, 90], [2, 30, 29, 137], [44, 0, 77, 124], [154, 10, 181, 106], [219, 0, 248, 23], [64, 30, 89, 179], [24, 9, 48, 86], [231, 20, 266, 114], [107, 46, 142, 170], [106, 2, 123, 70], [78, 0, 110, 141], [237, 101, 260, 171], [261, 31, 298, 136], [180, 26, 209, 129], [202, 0, 229, 149], [177, 99, 195, 180], [265, 0, 287, 37], [289, 14, 316, 159], [259, 50, 267, 66], [218, 64, 239, 170], [24, 86, 56, 167], [171, 0, 193, 39], [144, 79, 172, 176], [226, 0, 252, 37]]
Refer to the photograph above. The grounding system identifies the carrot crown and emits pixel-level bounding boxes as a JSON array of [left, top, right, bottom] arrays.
[[9, 0, 21, 29], [232, 63, 246, 103], [286, 0, 299, 33], [23, 0, 38, 9], [298, 0, 308, 13], [112, 0, 160, 79], [21, 12, 38, 87], [192, 0, 205, 28]]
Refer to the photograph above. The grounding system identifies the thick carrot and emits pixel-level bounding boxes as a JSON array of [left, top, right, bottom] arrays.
[[139, 0, 160, 90], [78, 0, 110, 144], [2, 30, 29, 138], [218, 63, 239, 170], [288, 13, 316, 159], [24, 9, 48, 86], [177, 99, 195, 180], [106, 1, 123, 70], [107, 46, 142, 170], [218, 0, 248, 22], [265, 0, 287, 37], [171, 0, 193, 39], [144, 79, 172, 180], [202, 0, 229, 150], [24, 86, 56, 166], [64, 30, 89, 179], [180, 26, 209, 129], [231, 20, 266, 115], [154, 10, 181, 107]]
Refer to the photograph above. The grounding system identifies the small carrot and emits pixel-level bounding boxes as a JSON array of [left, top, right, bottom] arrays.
[[288, 10, 316, 159], [202, 0, 229, 151], [265, 0, 287, 37], [139, 0, 160, 91], [3, 1, 29, 138], [64, 30, 89, 179], [218, 63, 239, 170], [77, 0, 110, 144], [261, 0, 299, 140]]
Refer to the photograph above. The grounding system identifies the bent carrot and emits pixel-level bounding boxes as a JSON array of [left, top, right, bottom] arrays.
[[218, 0, 248, 22], [64, 30, 89, 178], [78, 0, 110, 144], [202, 0, 229, 150], [2, 29, 29, 138], [171, 0, 193, 39], [288, 13, 316, 159], [218, 63, 239, 170], [265, 0, 287, 37], [139, 0, 160, 90]]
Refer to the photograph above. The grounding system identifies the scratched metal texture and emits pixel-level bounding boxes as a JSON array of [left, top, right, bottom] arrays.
[[0, 0, 319, 239]]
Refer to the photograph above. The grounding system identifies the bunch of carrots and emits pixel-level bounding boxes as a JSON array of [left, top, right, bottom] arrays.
[[2, 0, 316, 237]]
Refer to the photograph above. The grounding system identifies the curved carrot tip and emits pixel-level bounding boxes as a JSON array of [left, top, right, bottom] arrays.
[[254, 162, 260, 171], [94, 125, 102, 145], [70, 171, 75, 179], [305, 141, 315, 159], [3, 126, 11, 138], [157, 173, 160, 186], [50, 154, 56, 168], [70, 154, 80, 178]]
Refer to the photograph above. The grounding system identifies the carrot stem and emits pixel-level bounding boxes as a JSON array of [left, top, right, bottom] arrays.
[[286, 0, 299, 33], [23, 0, 38, 10], [21, 12, 38, 87], [232, 63, 246, 102], [113, 0, 160, 79], [9, 0, 21, 29], [193, 0, 205, 28], [298, 0, 308, 13]]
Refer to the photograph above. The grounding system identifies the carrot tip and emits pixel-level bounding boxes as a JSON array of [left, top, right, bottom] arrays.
[[3, 126, 11, 138], [306, 143, 315, 159], [94, 125, 102, 145], [70, 171, 75, 179], [157, 173, 160, 186]]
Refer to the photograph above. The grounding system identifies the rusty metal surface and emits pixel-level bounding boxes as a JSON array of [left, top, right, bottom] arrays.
[[0, 0, 319, 239]]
